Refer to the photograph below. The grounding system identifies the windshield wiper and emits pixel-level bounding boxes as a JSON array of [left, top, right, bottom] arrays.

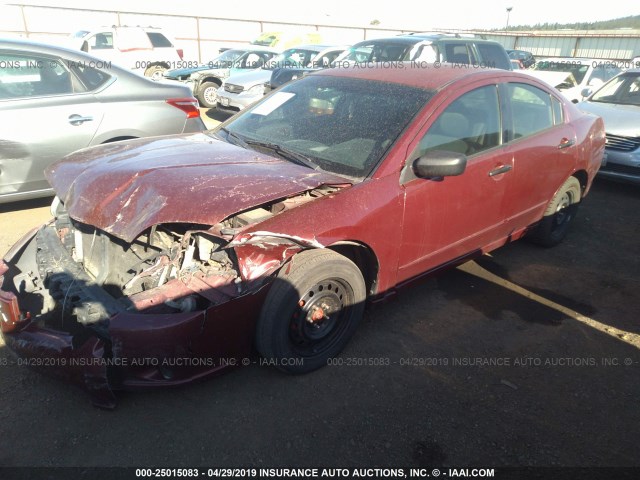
[[244, 139, 319, 170], [217, 128, 319, 170], [219, 127, 249, 149]]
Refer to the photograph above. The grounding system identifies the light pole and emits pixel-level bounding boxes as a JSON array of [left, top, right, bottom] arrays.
[[506, 7, 513, 30]]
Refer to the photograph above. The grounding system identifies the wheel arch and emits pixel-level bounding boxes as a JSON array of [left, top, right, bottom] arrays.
[[327, 241, 379, 297], [571, 169, 589, 194], [200, 76, 222, 87]]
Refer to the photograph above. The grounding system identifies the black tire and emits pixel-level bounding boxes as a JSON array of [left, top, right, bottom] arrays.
[[531, 176, 581, 247], [144, 64, 167, 81], [256, 249, 366, 373], [196, 81, 220, 108]]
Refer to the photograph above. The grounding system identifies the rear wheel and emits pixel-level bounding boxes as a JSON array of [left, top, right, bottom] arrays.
[[144, 64, 167, 81], [256, 249, 366, 373], [531, 176, 582, 247]]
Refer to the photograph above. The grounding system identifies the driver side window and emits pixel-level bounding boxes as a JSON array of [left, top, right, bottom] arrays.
[[419, 85, 501, 157]]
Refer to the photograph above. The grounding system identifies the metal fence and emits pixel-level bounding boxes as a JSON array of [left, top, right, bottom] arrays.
[[2, 3, 640, 62]]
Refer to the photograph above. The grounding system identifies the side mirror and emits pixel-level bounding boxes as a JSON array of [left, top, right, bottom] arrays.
[[412, 150, 467, 179], [581, 87, 592, 99]]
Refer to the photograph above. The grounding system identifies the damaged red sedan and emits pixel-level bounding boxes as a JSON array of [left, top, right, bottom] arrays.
[[0, 64, 605, 408]]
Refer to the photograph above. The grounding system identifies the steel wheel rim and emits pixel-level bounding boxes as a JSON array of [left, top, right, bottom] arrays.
[[203, 87, 218, 105], [289, 278, 353, 356], [554, 192, 573, 227]]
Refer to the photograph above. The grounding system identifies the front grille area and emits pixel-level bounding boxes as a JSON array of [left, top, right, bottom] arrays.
[[224, 83, 244, 94], [606, 133, 640, 152]]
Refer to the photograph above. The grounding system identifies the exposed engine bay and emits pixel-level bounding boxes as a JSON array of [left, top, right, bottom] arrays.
[[5, 186, 339, 333]]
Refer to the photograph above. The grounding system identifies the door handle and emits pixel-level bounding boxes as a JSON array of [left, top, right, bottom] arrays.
[[489, 164, 512, 177], [68, 114, 94, 126], [558, 137, 575, 149]]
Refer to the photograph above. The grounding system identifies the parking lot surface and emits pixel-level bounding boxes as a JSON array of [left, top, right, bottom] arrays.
[[0, 118, 639, 467]]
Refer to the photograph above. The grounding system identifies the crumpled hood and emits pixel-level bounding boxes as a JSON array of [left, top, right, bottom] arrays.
[[577, 101, 640, 138], [46, 133, 349, 243]]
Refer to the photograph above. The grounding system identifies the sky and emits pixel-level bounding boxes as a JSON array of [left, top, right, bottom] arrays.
[[4, 0, 639, 31]]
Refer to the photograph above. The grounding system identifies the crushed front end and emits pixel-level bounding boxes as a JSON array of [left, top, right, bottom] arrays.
[[0, 193, 329, 408]]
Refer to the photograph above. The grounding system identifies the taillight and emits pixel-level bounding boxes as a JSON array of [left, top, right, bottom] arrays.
[[0, 291, 22, 333], [177, 48, 184, 60], [0, 263, 26, 333], [166, 97, 200, 119]]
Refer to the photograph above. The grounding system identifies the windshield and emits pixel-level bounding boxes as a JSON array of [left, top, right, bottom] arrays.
[[532, 60, 590, 84], [214, 75, 431, 180], [335, 42, 415, 63], [591, 72, 640, 105], [264, 48, 321, 70]]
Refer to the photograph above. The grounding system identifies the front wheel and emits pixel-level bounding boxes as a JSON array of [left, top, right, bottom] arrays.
[[256, 249, 366, 373], [197, 81, 220, 108], [531, 176, 582, 247]]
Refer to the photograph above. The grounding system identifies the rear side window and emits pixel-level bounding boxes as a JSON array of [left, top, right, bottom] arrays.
[[476, 44, 511, 70], [508, 83, 554, 138], [551, 96, 564, 125], [147, 32, 173, 48], [69, 62, 111, 91], [442, 43, 475, 64]]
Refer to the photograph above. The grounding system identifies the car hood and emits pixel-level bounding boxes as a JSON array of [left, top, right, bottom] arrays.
[[225, 69, 272, 87], [578, 101, 640, 137], [191, 68, 231, 80], [164, 64, 212, 78], [46, 133, 350, 243]]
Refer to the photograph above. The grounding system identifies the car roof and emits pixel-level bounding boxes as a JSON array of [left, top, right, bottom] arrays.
[[350, 34, 503, 49], [350, 36, 429, 47], [404, 33, 501, 45], [314, 62, 513, 90]]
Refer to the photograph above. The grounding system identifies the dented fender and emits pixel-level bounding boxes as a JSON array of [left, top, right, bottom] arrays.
[[231, 231, 325, 281]]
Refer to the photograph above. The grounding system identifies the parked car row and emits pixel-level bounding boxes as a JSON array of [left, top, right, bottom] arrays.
[[163, 33, 514, 112], [216, 44, 348, 112]]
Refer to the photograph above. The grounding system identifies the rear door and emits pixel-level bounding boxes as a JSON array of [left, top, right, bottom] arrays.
[[500, 82, 577, 230], [0, 52, 104, 200]]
